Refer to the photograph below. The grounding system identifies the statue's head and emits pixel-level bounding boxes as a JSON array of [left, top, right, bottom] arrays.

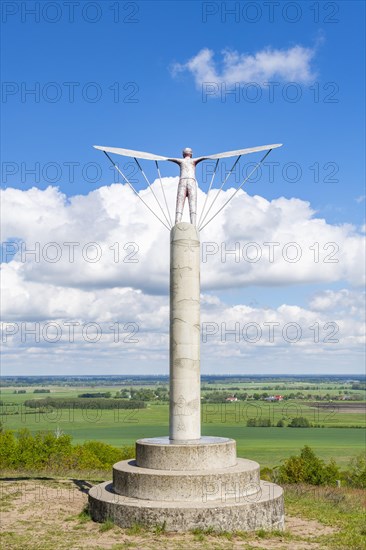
[[182, 147, 193, 158]]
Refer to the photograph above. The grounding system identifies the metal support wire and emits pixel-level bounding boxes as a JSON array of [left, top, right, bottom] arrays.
[[198, 158, 219, 228], [155, 160, 173, 228], [103, 151, 170, 231], [199, 155, 241, 230], [199, 149, 273, 232], [134, 157, 171, 228]]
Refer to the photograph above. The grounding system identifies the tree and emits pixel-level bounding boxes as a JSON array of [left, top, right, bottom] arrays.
[[0, 430, 17, 468], [247, 418, 257, 427], [344, 454, 366, 488], [278, 445, 340, 485], [246, 418, 272, 427], [288, 416, 311, 428]]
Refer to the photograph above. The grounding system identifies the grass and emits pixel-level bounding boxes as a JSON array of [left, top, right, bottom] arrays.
[[77, 505, 92, 523], [1, 398, 365, 467], [0, 488, 22, 512], [111, 544, 138, 549], [125, 523, 145, 536], [191, 528, 234, 540], [1, 476, 365, 549], [1, 380, 364, 471], [153, 521, 167, 534], [99, 518, 115, 532], [284, 484, 366, 550]]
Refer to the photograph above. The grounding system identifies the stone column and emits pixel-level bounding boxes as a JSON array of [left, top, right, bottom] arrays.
[[169, 222, 200, 440]]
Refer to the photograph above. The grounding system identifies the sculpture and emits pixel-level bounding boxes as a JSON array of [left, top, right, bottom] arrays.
[[93, 143, 282, 229], [89, 141, 285, 531], [166, 147, 206, 226]]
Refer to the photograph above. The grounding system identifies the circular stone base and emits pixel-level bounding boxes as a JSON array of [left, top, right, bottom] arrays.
[[89, 480, 284, 532], [88, 436, 285, 532], [113, 457, 260, 501], [136, 436, 237, 470]]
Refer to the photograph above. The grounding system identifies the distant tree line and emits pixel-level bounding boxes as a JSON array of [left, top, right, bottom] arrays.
[[247, 417, 313, 428], [202, 391, 364, 403], [3, 374, 363, 387], [115, 387, 169, 402], [24, 397, 147, 410], [78, 392, 112, 398]]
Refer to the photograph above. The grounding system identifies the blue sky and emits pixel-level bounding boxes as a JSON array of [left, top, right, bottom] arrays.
[[1, 1, 365, 375]]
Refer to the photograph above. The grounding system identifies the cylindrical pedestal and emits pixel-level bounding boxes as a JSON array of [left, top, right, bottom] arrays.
[[169, 222, 200, 440], [89, 216, 286, 531]]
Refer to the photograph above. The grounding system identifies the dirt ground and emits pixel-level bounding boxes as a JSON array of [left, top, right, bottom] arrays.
[[0, 478, 337, 550]]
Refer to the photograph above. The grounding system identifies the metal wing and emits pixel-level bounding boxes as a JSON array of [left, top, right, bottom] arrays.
[[93, 145, 169, 161], [204, 143, 282, 159], [94, 143, 283, 161]]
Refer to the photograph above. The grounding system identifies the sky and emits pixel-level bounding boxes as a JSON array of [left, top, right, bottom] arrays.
[[1, 0, 365, 376]]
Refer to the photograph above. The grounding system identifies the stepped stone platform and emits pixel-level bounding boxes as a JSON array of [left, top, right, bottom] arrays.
[[88, 436, 284, 532]]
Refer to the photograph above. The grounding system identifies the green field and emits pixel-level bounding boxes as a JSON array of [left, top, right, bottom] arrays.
[[1, 383, 365, 468]]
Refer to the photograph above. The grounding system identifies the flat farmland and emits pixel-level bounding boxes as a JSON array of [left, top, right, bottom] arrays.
[[1, 385, 365, 468]]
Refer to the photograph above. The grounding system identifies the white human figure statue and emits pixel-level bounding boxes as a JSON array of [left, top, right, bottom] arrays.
[[166, 148, 206, 226], [93, 143, 282, 229]]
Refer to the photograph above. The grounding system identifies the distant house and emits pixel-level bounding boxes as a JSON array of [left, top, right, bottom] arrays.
[[226, 396, 238, 402], [265, 395, 283, 402]]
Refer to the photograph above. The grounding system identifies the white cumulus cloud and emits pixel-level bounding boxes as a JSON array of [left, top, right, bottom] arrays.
[[1, 182, 365, 374], [1, 182, 365, 296], [172, 45, 317, 88]]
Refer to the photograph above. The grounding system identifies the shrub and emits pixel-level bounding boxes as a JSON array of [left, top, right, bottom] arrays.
[[15, 429, 73, 469], [344, 454, 366, 488], [246, 418, 272, 427], [0, 430, 17, 468], [260, 466, 274, 481], [288, 417, 311, 428], [278, 445, 340, 485], [0, 428, 134, 472], [74, 440, 133, 469]]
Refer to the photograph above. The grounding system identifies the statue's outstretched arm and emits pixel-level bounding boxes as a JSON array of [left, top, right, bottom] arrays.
[[167, 158, 181, 165], [193, 157, 208, 165]]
